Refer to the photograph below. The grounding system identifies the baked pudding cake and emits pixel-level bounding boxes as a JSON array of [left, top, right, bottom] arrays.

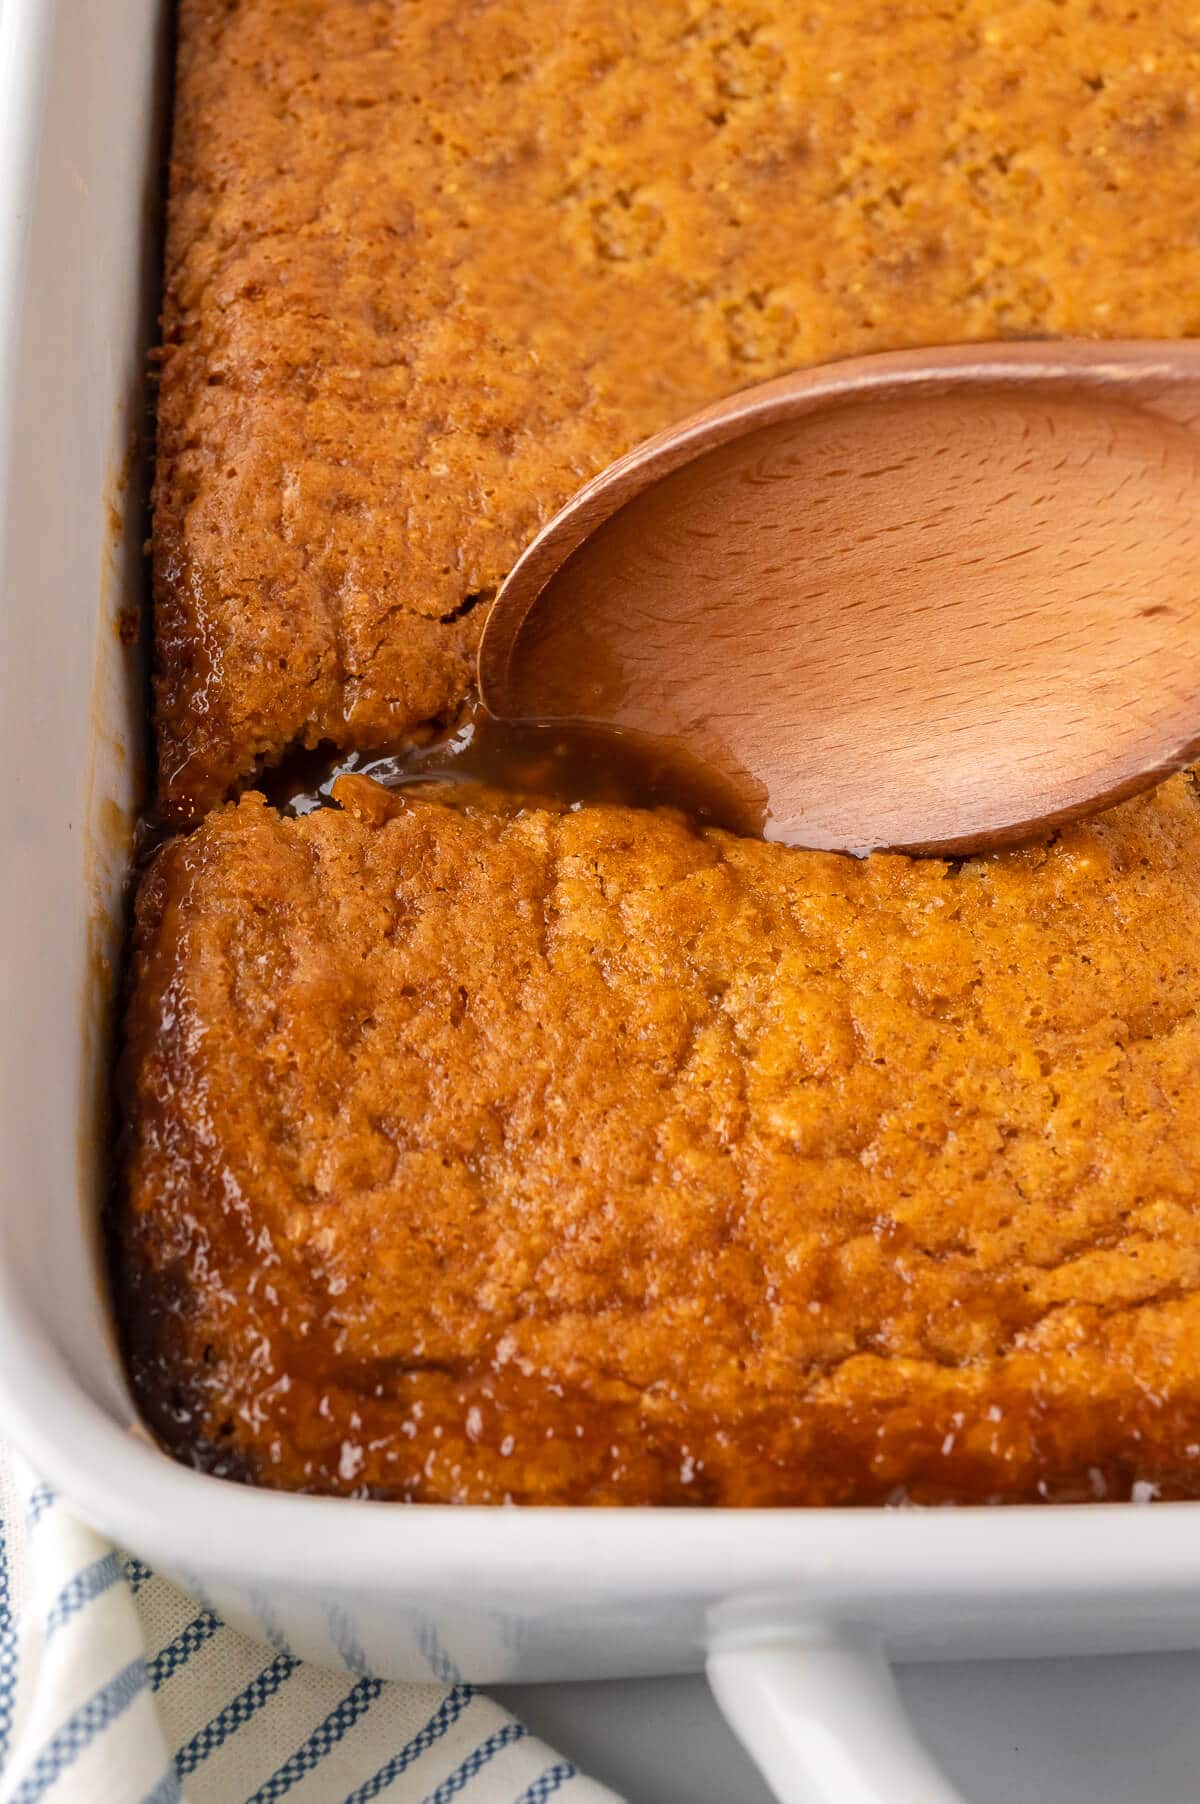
[[121, 776, 1200, 1503], [121, 0, 1200, 1504]]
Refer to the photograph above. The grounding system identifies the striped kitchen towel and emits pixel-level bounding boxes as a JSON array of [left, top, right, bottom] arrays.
[[0, 1452, 620, 1804]]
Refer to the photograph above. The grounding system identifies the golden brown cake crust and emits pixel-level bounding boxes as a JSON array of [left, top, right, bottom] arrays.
[[154, 0, 1200, 815], [118, 774, 1200, 1505]]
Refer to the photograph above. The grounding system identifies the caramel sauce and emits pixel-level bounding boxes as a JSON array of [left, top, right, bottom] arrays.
[[260, 702, 767, 838]]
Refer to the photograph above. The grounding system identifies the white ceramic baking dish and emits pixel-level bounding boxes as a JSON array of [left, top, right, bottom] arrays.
[[3, 5, 1200, 1800]]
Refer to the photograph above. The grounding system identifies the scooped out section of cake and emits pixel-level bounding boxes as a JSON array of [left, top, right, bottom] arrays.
[[117, 771, 1200, 1504]]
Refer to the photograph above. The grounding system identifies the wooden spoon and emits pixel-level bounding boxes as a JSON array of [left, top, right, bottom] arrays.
[[477, 341, 1200, 856]]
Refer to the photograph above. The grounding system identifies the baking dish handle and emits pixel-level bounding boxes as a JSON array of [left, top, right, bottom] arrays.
[[707, 1625, 968, 1804]]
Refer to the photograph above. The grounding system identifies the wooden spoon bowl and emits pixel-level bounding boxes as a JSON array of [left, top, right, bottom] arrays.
[[477, 342, 1200, 855]]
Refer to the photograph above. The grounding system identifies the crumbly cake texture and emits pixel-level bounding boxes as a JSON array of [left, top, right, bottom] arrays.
[[154, 0, 1200, 815], [119, 774, 1200, 1505]]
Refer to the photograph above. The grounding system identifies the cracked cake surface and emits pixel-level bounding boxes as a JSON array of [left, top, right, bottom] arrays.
[[119, 775, 1200, 1504], [154, 0, 1200, 814]]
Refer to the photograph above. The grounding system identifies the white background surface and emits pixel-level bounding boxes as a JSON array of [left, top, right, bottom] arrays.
[[500, 1653, 1200, 1802]]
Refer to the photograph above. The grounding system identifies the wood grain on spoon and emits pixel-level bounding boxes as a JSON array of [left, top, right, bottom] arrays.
[[477, 341, 1200, 855]]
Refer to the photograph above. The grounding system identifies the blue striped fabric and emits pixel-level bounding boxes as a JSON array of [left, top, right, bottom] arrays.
[[23, 1493, 54, 1532], [325, 1603, 372, 1678], [138, 1769, 183, 1804], [9, 1658, 148, 1804], [43, 1552, 122, 1641], [514, 1761, 579, 1804], [174, 1652, 302, 1777], [416, 1616, 463, 1686], [0, 1453, 621, 1804], [245, 1675, 384, 1802], [425, 1722, 528, 1801], [342, 1686, 478, 1804], [245, 1587, 293, 1659], [122, 1556, 154, 1595], [0, 1517, 15, 1771], [147, 1611, 221, 1692]]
